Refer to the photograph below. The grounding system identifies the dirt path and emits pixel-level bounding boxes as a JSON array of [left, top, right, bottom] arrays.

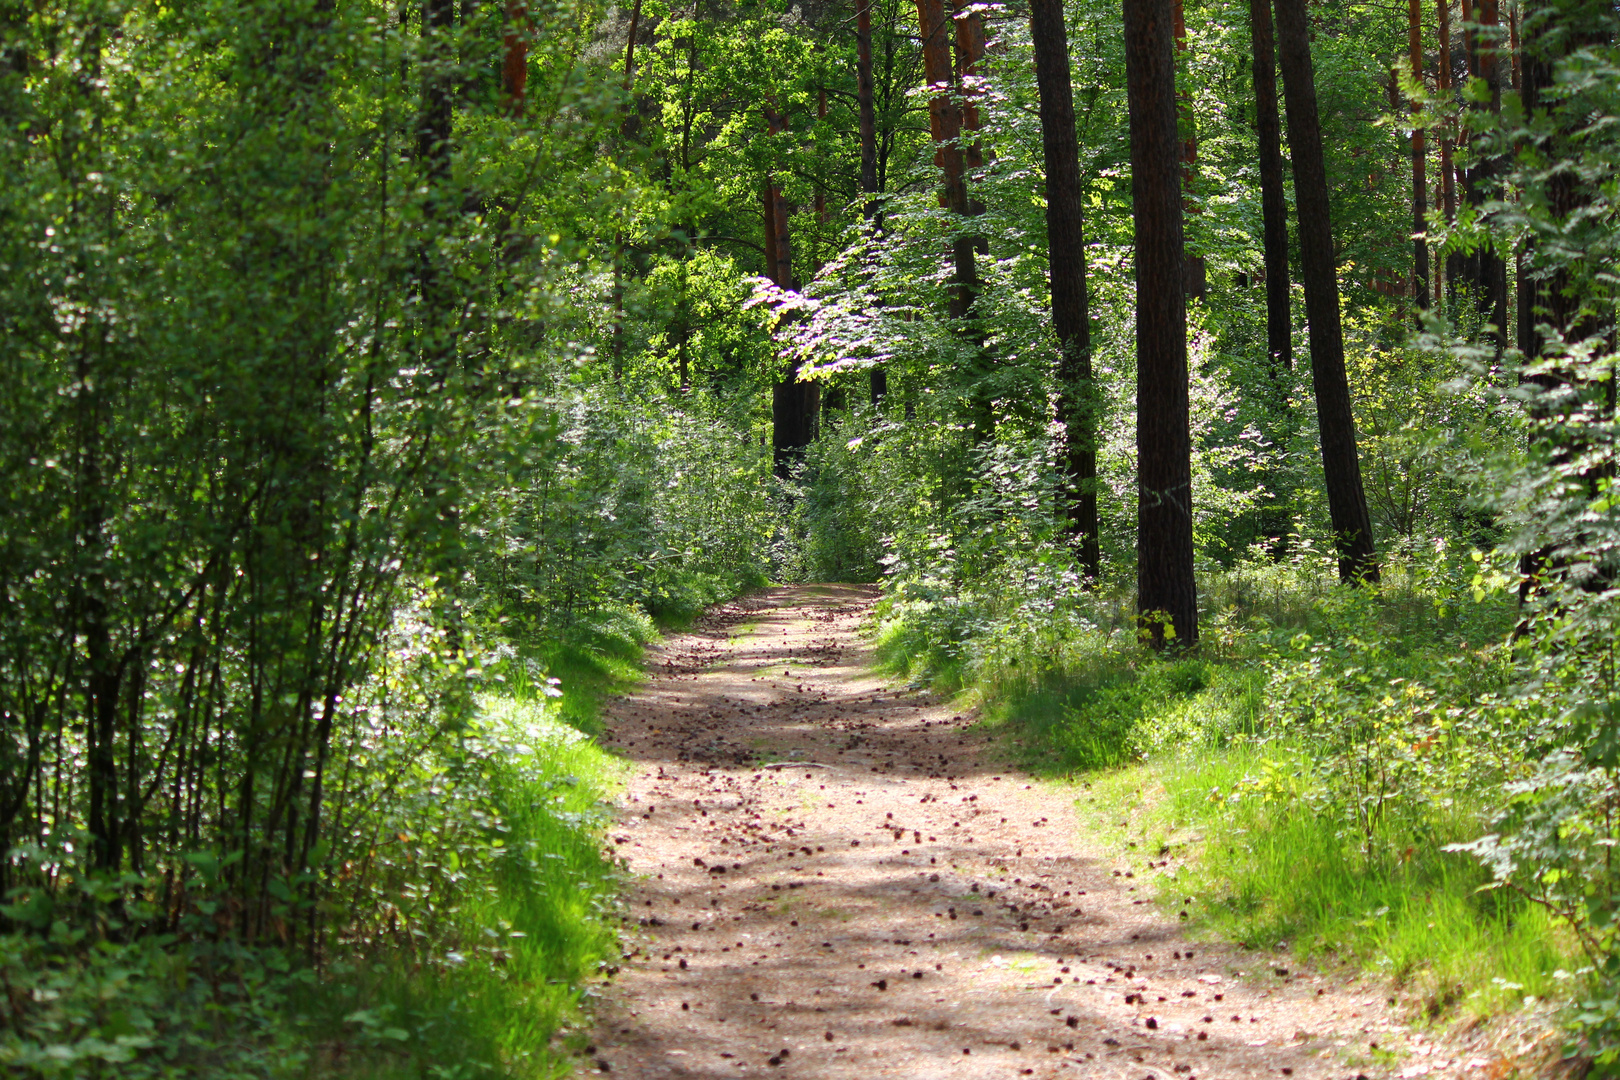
[[583, 585, 1433, 1079]]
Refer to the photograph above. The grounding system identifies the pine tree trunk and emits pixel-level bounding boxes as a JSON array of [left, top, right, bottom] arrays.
[[914, 0, 975, 319], [856, 0, 879, 215], [1125, 0, 1198, 647], [855, 0, 886, 403], [1250, 0, 1291, 373], [765, 109, 818, 477], [1274, 0, 1380, 582], [1478, 0, 1508, 348], [1438, 0, 1457, 300], [1409, 0, 1429, 310], [954, 0, 988, 223], [916, 0, 990, 435], [501, 0, 527, 115], [1174, 0, 1206, 299], [1030, 0, 1100, 581]]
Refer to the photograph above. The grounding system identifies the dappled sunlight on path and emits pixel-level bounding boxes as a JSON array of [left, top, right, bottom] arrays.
[[582, 586, 1425, 1079]]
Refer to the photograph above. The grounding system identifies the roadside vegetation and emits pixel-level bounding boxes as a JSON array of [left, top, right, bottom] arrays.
[[874, 541, 1614, 1062], [6, 0, 1620, 1068]]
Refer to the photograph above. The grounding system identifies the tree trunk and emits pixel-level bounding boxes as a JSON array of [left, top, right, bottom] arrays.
[[765, 109, 818, 477], [1409, 0, 1429, 310], [1173, 0, 1206, 299], [1438, 0, 1457, 300], [856, 0, 879, 217], [1274, 0, 1380, 582], [854, 0, 887, 404], [1478, 0, 1508, 348], [501, 0, 527, 115], [1030, 0, 1101, 581], [1250, 0, 1291, 373], [611, 0, 644, 378], [954, 0, 988, 223], [1124, 0, 1198, 647], [914, 0, 975, 319], [417, 0, 454, 179], [917, 0, 991, 435]]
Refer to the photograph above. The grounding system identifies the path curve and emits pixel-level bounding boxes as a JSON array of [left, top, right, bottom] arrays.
[[584, 585, 1420, 1079]]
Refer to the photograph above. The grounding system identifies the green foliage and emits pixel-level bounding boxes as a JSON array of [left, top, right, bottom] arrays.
[[0, 930, 312, 1079], [884, 547, 1584, 1021], [0, 637, 628, 1079], [473, 390, 774, 633], [1121, 744, 1578, 1019], [6, 0, 1619, 1065], [299, 683, 626, 1080]]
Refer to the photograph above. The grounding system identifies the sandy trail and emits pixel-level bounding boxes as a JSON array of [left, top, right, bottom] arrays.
[[584, 585, 1421, 1079]]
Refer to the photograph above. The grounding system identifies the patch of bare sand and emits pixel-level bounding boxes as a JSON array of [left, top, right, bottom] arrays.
[[578, 585, 1520, 1079]]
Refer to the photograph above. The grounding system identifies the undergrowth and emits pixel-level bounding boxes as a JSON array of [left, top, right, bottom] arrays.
[[0, 609, 643, 1079], [299, 681, 627, 1079], [875, 546, 1588, 1029]]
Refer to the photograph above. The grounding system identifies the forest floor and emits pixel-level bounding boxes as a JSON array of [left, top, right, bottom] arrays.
[[580, 585, 1484, 1079]]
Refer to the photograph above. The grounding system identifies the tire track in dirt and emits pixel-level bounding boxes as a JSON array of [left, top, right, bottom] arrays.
[[582, 585, 1428, 1079]]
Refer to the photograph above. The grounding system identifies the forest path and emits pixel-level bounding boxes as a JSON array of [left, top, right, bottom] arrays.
[[584, 585, 1418, 1079]]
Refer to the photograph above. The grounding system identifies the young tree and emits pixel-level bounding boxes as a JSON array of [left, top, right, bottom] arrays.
[[1125, 0, 1198, 646], [1030, 0, 1100, 579], [1274, 0, 1381, 582]]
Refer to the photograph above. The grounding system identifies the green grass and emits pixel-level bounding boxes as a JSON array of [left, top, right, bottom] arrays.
[[488, 602, 655, 734], [872, 554, 1580, 1029], [983, 656, 1266, 772], [306, 678, 630, 1078], [1076, 743, 1578, 1021], [296, 606, 657, 1078]]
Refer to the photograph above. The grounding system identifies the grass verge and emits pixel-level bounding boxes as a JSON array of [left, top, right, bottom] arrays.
[[307, 612, 653, 1077], [307, 685, 628, 1079], [873, 554, 1583, 1031], [1075, 745, 1577, 1021]]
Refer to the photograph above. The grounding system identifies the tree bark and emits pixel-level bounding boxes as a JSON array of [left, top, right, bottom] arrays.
[[917, 0, 991, 435], [1124, 0, 1198, 646], [1173, 0, 1206, 298], [417, 0, 454, 178], [854, 0, 887, 404], [1250, 0, 1291, 373], [765, 108, 818, 477], [1274, 0, 1380, 582], [501, 0, 527, 115], [954, 0, 988, 223], [914, 0, 976, 319], [1030, 0, 1100, 580], [1409, 0, 1429, 310], [611, 0, 645, 378], [1438, 0, 1457, 300], [1478, 0, 1509, 348], [855, 0, 880, 215]]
